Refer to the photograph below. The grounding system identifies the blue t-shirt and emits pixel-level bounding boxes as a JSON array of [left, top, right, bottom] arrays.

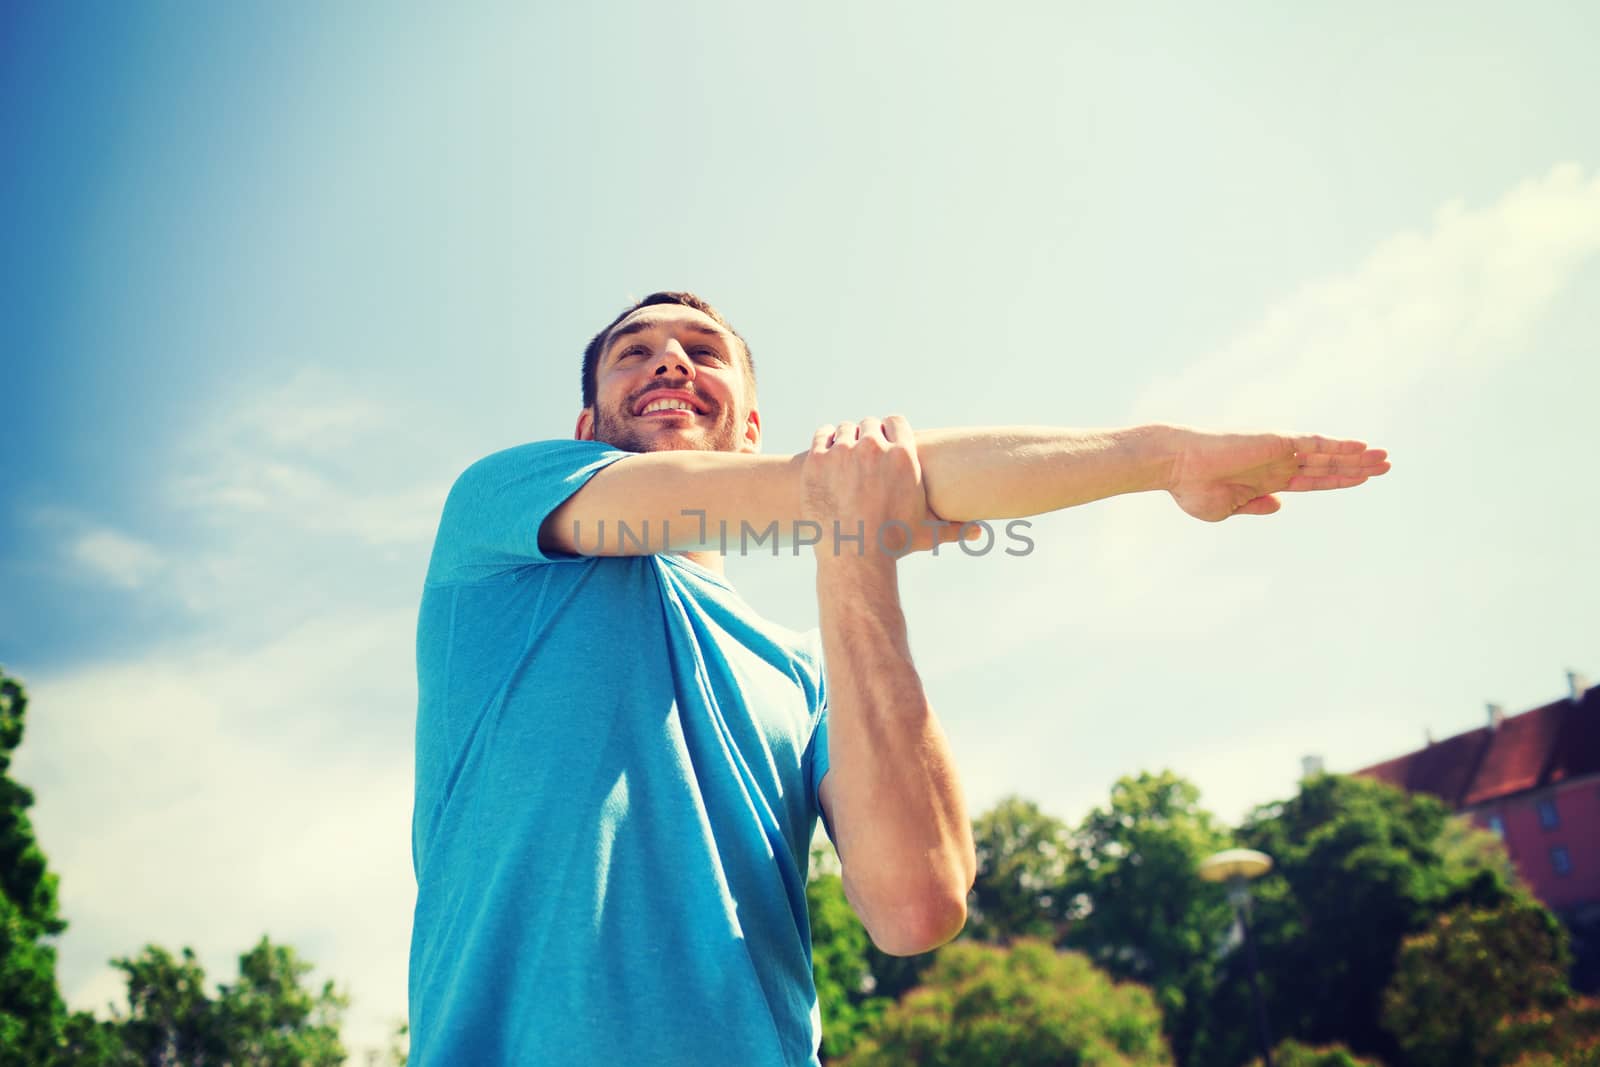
[[409, 440, 833, 1066]]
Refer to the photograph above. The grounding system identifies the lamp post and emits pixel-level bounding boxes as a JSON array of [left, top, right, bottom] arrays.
[[1200, 848, 1275, 1067]]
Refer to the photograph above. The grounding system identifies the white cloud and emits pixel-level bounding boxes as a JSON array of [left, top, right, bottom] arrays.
[[1135, 163, 1600, 428], [224, 367, 390, 454], [175, 458, 444, 548], [20, 509, 169, 592], [173, 366, 449, 550], [68, 529, 168, 590]]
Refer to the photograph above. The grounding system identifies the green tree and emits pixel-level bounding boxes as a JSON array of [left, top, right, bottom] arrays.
[[115, 945, 225, 1065], [1434, 815, 1518, 886], [1227, 773, 1517, 1067], [966, 795, 1071, 944], [0, 669, 167, 1067], [57, 1010, 125, 1066], [0, 889, 63, 1064], [1383, 898, 1572, 1067], [1499, 995, 1600, 1066], [0, 673, 61, 936], [831, 796, 1077, 1010], [0, 668, 74, 1066], [1062, 771, 1234, 1066], [807, 854, 888, 1062], [215, 938, 347, 1065], [858, 939, 939, 1005], [1245, 1038, 1385, 1067], [112, 937, 347, 1066], [841, 939, 1171, 1067]]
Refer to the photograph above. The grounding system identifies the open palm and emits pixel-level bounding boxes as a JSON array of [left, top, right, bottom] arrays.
[[1167, 430, 1391, 522]]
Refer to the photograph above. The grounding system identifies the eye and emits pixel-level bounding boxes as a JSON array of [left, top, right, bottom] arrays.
[[692, 347, 723, 362]]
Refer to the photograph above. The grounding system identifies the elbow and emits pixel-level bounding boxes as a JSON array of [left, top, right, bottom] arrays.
[[867, 891, 969, 958]]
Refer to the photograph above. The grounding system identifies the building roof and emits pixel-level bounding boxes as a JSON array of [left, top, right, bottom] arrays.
[[1354, 686, 1600, 808]]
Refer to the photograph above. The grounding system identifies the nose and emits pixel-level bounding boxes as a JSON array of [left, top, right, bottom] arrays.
[[653, 341, 694, 380]]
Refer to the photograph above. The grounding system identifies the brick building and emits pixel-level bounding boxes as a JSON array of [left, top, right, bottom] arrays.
[[1352, 672, 1599, 914]]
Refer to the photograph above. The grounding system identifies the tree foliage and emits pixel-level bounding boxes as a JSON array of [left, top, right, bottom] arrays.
[[1225, 773, 1518, 1066], [0, 668, 77, 1067], [966, 795, 1071, 944], [807, 854, 888, 1062], [0, 888, 65, 1065], [840, 939, 1171, 1067], [112, 937, 348, 1067], [0, 672, 63, 937], [810, 772, 1585, 1067], [1433, 814, 1518, 886], [1499, 995, 1600, 1066], [1062, 770, 1234, 1066], [1245, 1038, 1385, 1067], [1383, 897, 1571, 1067]]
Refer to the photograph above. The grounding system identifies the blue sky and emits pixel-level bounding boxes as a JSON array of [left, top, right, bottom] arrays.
[[4, 2, 1597, 1056]]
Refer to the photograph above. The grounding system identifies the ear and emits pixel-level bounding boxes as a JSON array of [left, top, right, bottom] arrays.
[[574, 408, 595, 441], [740, 407, 762, 454]]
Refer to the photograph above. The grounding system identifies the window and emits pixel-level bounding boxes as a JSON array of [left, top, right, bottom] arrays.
[[1551, 845, 1572, 877], [1486, 814, 1506, 839], [1537, 797, 1560, 830]]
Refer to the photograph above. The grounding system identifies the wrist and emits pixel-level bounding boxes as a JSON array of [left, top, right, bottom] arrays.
[[815, 551, 906, 637], [1121, 423, 1185, 494], [814, 548, 900, 589]]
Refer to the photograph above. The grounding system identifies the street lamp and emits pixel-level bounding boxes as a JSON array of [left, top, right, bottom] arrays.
[[1200, 848, 1275, 1067]]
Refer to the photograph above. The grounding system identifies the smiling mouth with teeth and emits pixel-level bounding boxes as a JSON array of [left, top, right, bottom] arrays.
[[639, 398, 701, 416]]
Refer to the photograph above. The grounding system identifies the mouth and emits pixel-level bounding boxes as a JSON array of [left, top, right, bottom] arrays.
[[633, 391, 709, 418]]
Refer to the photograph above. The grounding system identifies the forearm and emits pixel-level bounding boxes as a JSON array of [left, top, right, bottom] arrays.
[[542, 450, 808, 554], [818, 555, 974, 955], [915, 424, 1180, 521]]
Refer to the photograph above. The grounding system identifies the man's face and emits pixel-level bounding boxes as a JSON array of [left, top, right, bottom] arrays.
[[577, 304, 761, 455]]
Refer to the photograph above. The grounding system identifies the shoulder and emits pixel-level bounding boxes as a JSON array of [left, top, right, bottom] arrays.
[[442, 440, 634, 513], [452, 439, 624, 485]]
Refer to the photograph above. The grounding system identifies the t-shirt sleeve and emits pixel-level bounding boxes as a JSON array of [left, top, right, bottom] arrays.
[[800, 629, 834, 842], [424, 439, 632, 585], [809, 706, 833, 842]]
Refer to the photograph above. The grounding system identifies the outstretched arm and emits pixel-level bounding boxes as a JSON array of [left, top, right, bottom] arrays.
[[539, 424, 1390, 554]]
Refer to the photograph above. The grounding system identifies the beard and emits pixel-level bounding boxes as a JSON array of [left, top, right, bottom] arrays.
[[590, 390, 745, 455]]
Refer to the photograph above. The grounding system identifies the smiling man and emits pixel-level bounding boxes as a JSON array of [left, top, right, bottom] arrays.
[[407, 291, 1390, 1066]]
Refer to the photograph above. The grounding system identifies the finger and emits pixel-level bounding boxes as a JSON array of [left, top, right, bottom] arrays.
[[859, 416, 885, 443], [835, 420, 859, 444], [1293, 435, 1367, 456], [1297, 448, 1389, 474], [882, 414, 912, 444], [908, 521, 966, 556], [1286, 473, 1370, 492], [810, 424, 834, 453], [913, 522, 971, 552], [1234, 494, 1282, 516]]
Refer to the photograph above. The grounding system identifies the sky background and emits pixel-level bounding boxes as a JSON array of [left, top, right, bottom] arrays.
[[3, 1, 1597, 1058]]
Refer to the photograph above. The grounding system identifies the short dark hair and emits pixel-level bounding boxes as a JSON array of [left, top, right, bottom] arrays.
[[581, 291, 756, 409]]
